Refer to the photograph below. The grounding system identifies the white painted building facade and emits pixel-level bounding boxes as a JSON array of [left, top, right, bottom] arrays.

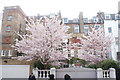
[[104, 13, 119, 60]]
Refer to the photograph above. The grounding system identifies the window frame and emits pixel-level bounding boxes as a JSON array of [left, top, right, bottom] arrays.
[[7, 15, 13, 21], [105, 14, 111, 20], [65, 26, 70, 32], [1, 50, 6, 56], [84, 25, 89, 34], [8, 50, 13, 56], [6, 25, 11, 32], [63, 18, 68, 23], [108, 27, 112, 33], [95, 25, 101, 29], [70, 49, 74, 57], [74, 25, 79, 33]]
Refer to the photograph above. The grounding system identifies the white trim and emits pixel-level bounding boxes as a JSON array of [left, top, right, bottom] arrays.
[[84, 25, 89, 34], [115, 14, 119, 20], [1, 50, 6, 56], [63, 18, 68, 23], [8, 50, 12, 56], [105, 14, 111, 20], [70, 49, 74, 57], [65, 26, 70, 32], [7, 15, 13, 21], [74, 25, 79, 33]]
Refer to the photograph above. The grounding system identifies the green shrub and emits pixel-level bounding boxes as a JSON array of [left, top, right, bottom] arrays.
[[34, 60, 44, 69], [69, 57, 87, 67], [87, 59, 120, 70], [87, 64, 97, 69], [86, 62, 102, 69], [101, 59, 120, 70], [34, 60, 59, 69]]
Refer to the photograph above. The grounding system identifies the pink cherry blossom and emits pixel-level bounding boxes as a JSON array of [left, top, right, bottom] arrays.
[[14, 16, 69, 66], [79, 27, 112, 63]]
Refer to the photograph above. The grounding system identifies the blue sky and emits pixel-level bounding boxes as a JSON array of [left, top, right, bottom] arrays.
[[0, 0, 120, 19]]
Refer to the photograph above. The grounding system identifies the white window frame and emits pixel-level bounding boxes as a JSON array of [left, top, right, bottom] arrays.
[[78, 49, 82, 57], [7, 15, 13, 21], [83, 18, 88, 23], [65, 26, 70, 32], [95, 25, 101, 29], [73, 18, 78, 22], [108, 27, 112, 33], [49, 14, 55, 18], [93, 17, 98, 22], [74, 25, 79, 33], [63, 18, 68, 23], [115, 14, 119, 20], [105, 14, 111, 19], [6, 25, 11, 32], [1, 50, 6, 56], [71, 49, 74, 57], [84, 25, 89, 34], [8, 50, 12, 56]]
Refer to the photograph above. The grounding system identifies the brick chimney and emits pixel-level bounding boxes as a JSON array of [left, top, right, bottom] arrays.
[[79, 12, 84, 34]]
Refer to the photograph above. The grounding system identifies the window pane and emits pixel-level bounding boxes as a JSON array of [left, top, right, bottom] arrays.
[[65, 26, 70, 32], [71, 49, 74, 57], [108, 27, 112, 33], [63, 18, 68, 23], [95, 25, 100, 29], [6, 25, 11, 32], [8, 50, 13, 56], [84, 26, 89, 34], [68, 54, 71, 57], [105, 15, 111, 19], [1, 50, 6, 56], [74, 26, 79, 33], [8, 15, 13, 21]]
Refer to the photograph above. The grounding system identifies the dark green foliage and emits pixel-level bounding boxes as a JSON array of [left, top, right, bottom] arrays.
[[87, 59, 120, 70], [69, 57, 87, 67], [34, 60, 53, 69], [101, 59, 120, 70], [86, 62, 102, 69], [87, 64, 98, 69], [34, 60, 44, 69]]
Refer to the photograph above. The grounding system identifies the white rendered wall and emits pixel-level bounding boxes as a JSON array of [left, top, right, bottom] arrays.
[[1, 65, 30, 78], [104, 20, 118, 60], [56, 68, 97, 78]]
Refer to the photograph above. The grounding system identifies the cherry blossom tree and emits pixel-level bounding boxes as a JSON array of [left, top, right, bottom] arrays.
[[79, 27, 112, 63], [13, 16, 69, 67]]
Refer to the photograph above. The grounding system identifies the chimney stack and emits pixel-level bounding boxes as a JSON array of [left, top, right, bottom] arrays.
[[79, 12, 84, 33]]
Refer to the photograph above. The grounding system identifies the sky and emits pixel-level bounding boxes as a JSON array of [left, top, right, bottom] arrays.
[[0, 0, 120, 19]]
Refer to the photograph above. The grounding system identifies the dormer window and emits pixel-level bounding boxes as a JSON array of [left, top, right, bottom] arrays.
[[95, 25, 101, 29], [105, 14, 111, 20], [93, 17, 98, 23], [118, 14, 120, 20], [49, 14, 55, 18], [63, 18, 68, 23], [115, 14, 119, 20], [73, 18, 78, 22], [83, 18, 88, 23]]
